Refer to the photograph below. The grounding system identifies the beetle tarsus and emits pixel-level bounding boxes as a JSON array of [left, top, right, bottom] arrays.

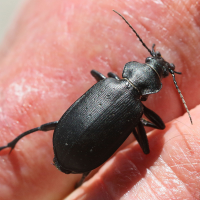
[[0, 140, 17, 154], [75, 171, 90, 188], [0, 121, 58, 153]]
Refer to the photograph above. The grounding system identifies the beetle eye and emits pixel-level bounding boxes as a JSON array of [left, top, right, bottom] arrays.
[[170, 63, 175, 70], [145, 57, 151, 63], [156, 51, 161, 57]]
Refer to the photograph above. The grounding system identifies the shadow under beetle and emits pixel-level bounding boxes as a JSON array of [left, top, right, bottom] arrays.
[[0, 10, 192, 187]]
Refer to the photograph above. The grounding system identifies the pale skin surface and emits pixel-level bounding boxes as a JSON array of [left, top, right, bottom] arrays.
[[0, 0, 200, 199]]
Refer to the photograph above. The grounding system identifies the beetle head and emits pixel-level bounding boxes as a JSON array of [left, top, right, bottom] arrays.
[[145, 45, 180, 80]]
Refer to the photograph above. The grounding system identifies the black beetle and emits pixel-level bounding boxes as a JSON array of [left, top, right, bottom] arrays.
[[0, 10, 192, 187]]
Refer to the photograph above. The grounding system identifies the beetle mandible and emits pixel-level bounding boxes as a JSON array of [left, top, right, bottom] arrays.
[[0, 10, 192, 187]]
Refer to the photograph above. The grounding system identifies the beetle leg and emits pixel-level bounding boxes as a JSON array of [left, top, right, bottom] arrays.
[[133, 121, 150, 154], [132, 128, 141, 148], [75, 171, 90, 188], [0, 121, 58, 153], [91, 70, 106, 82], [107, 72, 120, 80], [140, 118, 159, 129], [143, 104, 165, 130]]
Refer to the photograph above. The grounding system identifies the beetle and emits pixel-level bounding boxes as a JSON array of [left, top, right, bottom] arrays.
[[0, 10, 192, 187]]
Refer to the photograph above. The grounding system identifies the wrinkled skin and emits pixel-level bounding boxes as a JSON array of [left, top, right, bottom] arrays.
[[0, 0, 200, 199]]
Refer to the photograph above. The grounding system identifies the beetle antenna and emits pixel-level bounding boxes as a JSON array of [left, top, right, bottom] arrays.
[[151, 44, 156, 56], [170, 70, 193, 124], [113, 10, 154, 57], [174, 71, 182, 75]]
